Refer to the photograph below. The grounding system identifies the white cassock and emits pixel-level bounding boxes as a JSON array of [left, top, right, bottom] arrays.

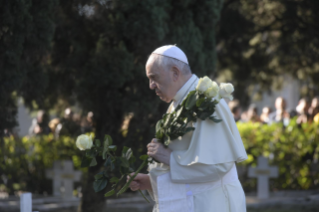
[[147, 74, 248, 212]]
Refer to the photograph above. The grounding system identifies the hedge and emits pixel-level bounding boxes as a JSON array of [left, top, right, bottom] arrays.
[[0, 119, 318, 195], [238, 119, 319, 191], [0, 134, 83, 195]]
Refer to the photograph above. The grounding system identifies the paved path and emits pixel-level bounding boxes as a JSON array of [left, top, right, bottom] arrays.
[[1, 191, 319, 212]]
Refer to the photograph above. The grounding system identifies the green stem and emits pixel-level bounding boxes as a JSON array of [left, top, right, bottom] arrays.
[[138, 189, 150, 203], [116, 159, 147, 196]]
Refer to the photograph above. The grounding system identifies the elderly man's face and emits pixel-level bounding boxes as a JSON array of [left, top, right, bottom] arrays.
[[146, 61, 176, 103]]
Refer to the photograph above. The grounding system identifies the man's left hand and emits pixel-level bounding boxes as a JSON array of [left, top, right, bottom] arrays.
[[147, 138, 171, 165]]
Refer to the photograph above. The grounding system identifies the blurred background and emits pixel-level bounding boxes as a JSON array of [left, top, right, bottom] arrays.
[[1, 0, 319, 211]]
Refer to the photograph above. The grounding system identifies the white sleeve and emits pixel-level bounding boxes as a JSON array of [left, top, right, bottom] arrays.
[[170, 153, 234, 183]]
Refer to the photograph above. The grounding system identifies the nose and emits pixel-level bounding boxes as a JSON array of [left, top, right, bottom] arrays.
[[150, 80, 156, 90]]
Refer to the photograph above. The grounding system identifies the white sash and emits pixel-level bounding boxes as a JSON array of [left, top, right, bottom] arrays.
[[152, 165, 239, 212]]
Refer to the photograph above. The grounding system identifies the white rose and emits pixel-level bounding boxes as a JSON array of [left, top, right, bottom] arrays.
[[219, 83, 234, 100], [204, 81, 219, 98], [76, 134, 93, 151], [196, 76, 213, 94]]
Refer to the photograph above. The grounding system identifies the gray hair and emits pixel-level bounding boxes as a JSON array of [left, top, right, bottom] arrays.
[[147, 54, 192, 75]]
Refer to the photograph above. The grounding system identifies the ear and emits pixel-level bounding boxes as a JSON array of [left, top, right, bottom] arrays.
[[171, 66, 180, 82]]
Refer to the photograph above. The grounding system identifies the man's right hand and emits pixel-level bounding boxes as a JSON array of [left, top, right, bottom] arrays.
[[127, 173, 152, 191]]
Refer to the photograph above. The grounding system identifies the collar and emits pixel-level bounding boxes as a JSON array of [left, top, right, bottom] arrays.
[[173, 74, 198, 105]]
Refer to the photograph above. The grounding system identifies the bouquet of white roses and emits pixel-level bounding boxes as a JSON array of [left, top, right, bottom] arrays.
[[155, 76, 234, 146], [76, 134, 150, 202]]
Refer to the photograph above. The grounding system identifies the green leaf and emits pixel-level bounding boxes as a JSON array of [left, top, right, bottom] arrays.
[[209, 116, 222, 123], [110, 177, 119, 183], [196, 97, 206, 107], [198, 101, 209, 111], [125, 148, 133, 160], [109, 145, 117, 151], [155, 120, 163, 134], [122, 146, 129, 156], [139, 155, 148, 160], [122, 146, 132, 160], [90, 157, 98, 166], [104, 189, 115, 197], [184, 127, 195, 134], [104, 157, 114, 170], [156, 130, 163, 140], [86, 149, 95, 158], [163, 113, 172, 127], [173, 107, 184, 122], [93, 179, 108, 192], [185, 92, 197, 110], [120, 157, 129, 168], [102, 139, 109, 160], [129, 155, 136, 164], [198, 111, 212, 120], [104, 135, 113, 145], [182, 90, 196, 107], [81, 156, 92, 168], [94, 172, 104, 180], [95, 139, 101, 147]]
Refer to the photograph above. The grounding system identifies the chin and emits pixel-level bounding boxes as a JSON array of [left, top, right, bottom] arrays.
[[160, 97, 171, 103]]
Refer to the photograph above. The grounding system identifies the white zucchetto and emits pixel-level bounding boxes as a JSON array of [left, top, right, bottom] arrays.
[[152, 45, 189, 65]]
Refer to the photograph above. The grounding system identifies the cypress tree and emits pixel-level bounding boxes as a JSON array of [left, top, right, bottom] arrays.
[[0, 0, 56, 140]]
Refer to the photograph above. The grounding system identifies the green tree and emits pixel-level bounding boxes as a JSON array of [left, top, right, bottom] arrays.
[[0, 0, 56, 131], [0, 0, 56, 178], [217, 0, 319, 106]]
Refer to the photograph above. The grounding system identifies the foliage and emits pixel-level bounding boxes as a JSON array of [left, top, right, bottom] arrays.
[[217, 0, 319, 105], [0, 134, 82, 195], [1, 120, 319, 196], [237, 119, 319, 191], [0, 0, 57, 136], [77, 134, 149, 201], [156, 89, 221, 146]]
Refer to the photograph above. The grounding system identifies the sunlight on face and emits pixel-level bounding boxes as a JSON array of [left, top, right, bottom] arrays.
[[145, 61, 175, 103]]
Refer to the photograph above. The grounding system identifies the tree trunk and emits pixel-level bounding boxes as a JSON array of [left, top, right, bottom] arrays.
[[80, 157, 106, 212]]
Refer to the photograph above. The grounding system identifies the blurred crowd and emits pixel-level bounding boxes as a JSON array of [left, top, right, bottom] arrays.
[[229, 96, 319, 126], [3, 96, 318, 138], [28, 108, 95, 138]]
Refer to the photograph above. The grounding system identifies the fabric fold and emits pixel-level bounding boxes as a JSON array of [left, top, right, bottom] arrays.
[[169, 99, 248, 167]]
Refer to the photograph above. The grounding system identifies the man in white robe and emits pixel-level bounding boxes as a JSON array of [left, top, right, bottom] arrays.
[[128, 45, 248, 212]]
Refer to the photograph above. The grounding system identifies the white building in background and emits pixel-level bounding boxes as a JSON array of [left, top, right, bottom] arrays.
[[251, 75, 300, 114], [15, 98, 33, 137]]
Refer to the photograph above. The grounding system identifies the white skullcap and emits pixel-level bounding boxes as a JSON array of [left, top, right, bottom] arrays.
[[152, 45, 189, 65]]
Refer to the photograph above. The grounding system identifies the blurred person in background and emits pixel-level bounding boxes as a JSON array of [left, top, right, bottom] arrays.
[[308, 96, 319, 123], [260, 106, 272, 124], [3, 128, 12, 137], [28, 110, 50, 136], [240, 110, 248, 122], [228, 99, 241, 122], [81, 111, 95, 133], [72, 113, 82, 126], [58, 108, 80, 137], [268, 97, 290, 126], [295, 98, 310, 125], [246, 104, 261, 123], [48, 118, 61, 138]]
